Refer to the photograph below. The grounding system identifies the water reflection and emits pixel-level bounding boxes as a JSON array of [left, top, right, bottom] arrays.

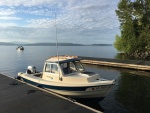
[[116, 72, 150, 113], [115, 53, 131, 60]]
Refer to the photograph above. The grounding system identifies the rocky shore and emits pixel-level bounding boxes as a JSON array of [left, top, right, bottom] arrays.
[[128, 51, 150, 60]]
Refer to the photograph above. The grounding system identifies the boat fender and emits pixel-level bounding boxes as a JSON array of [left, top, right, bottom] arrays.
[[16, 76, 21, 80]]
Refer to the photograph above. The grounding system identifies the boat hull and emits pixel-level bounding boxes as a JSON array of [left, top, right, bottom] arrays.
[[45, 86, 112, 98], [18, 75, 114, 99]]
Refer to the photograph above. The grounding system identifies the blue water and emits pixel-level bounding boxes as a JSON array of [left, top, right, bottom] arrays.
[[0, 46, 150, 113]]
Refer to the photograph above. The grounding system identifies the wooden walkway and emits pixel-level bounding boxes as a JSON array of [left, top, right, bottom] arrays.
[[0, 73, 101, 113], [80, 56, 150, 71]]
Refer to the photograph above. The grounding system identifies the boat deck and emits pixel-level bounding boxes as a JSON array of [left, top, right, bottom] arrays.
[[0, 73, 101, 113]]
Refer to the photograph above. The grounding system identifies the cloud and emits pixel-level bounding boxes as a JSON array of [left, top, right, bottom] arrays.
[[0, 0, 59, 6], [0, 23, 17, 27], [0, 16, 21, 20], [0, 26, 54, 42], [0, 0, 120, 44], [25, 18, 56, 29], [0, 8, 16, 15], [0, 8, 22, 20]]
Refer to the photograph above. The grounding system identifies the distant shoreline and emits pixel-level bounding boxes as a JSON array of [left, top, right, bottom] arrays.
[[0, 42, 112, 46]]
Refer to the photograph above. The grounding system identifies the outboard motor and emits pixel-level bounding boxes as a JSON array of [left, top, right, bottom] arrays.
[[26, 66, 36, 74]]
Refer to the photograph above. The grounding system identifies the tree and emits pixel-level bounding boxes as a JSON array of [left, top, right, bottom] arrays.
[[114, 35, 124, 52], [114, 0, 150, 55]]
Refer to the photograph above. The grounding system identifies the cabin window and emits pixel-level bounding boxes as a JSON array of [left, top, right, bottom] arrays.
[[45, 63, 59, 74], [51, 64, 58, 74], [69, 62, 77, 71], [75, 61, 84, 71], [45, 64, 50, 72], [61, 63, 68, 74], [61, 63, 67, 68], [60, 62, 78, 74]]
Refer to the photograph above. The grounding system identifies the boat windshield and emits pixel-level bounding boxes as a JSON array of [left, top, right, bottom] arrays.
[[75, 61, 84, 71], [60, 61, 84, 74]]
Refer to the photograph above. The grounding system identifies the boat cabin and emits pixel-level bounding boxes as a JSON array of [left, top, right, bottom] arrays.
[[42, 56, 86, 81]]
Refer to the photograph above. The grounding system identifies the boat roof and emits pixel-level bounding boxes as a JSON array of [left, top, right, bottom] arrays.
[[46, 55, 82, 63]]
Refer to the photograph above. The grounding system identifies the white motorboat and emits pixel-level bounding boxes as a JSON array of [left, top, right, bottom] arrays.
[[16, 46, 24, 50], [17, 55, 115, 99]]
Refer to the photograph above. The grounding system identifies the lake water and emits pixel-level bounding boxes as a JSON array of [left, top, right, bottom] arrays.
[[0, 46, 150, 113]]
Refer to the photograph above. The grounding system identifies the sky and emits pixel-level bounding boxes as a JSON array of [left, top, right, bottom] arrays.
[[0, 0, 120, 44]]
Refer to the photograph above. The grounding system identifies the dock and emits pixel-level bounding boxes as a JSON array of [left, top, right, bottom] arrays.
[[80, 56, 150, 71], [0, 73, 101, 113]]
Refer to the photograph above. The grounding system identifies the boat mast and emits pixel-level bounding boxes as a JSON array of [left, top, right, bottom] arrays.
[[54, 12, 62, 81]]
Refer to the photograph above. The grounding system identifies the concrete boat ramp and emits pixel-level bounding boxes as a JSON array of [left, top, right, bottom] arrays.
[[0, 73, 101, 113]]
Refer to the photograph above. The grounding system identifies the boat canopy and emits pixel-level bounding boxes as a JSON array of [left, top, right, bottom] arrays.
[[46, 56, 82, 64]]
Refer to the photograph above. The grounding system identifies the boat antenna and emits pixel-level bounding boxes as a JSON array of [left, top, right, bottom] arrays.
[[54, 12, 62, 81]]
